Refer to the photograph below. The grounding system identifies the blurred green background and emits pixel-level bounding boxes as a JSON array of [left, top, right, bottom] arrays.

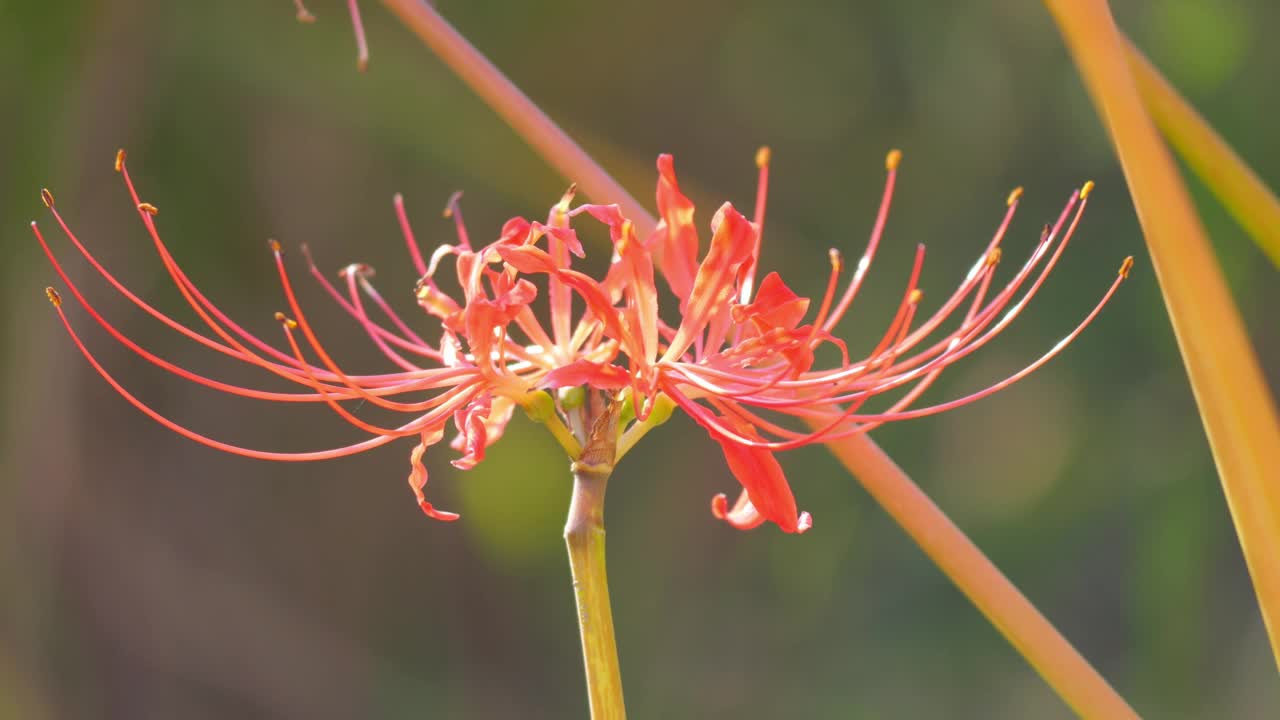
[[2, 1, 1278, 717]]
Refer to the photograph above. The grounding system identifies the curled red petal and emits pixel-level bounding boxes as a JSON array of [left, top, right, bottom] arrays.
[[710, 490, 766, 531], [495, 243, 559, 275], [496, 216, 532, 245], [571, 203, 628, 240], [450, 427, 485, 470], [663, 203, 756, 361], [533, 222, 585, 258], [540, 360, 631, 390], [651, 154, 700, 300], [733, 271, 810, 333], [709, 419, 810, 534], [450, 395, 505, 470], [496, 243, 637, 358], [408, 428, 459, 521]]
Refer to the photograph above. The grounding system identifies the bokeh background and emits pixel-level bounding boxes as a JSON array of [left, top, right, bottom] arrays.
[[2, 1, 1278, 718]]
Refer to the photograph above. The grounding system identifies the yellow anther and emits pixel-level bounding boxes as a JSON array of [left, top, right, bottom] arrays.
[[1081, 180, 1095, 199], [986, 247, 1003, 266], [556, 183, 578, 213], [908, 289, 924, 304], [114, 149, 126, 172], [755, 146, 772, 168], [442, 190, 463, 218], [885, 149, 902, 171], [274, 311, 298, 329], [1006, 186, 1024, 207], [40, 189, 55, 208], [45, 287, 62, 307], [1119, 256, 1134, 278], [828, 248, 843, 272], [268, 239, 282, 253], [137, 202, 158, 216]]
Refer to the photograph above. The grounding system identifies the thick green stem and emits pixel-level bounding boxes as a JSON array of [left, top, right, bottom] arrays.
[[564, 399, 626, 719], [565, 465, 625, 719]]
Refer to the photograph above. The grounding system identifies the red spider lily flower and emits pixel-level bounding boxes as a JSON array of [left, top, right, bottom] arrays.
[[478, 149, 1130, 534], [36, 148, 1129, 535]]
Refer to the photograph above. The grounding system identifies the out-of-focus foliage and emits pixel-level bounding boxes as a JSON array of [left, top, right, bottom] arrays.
[[1, 2, 1277, 718]]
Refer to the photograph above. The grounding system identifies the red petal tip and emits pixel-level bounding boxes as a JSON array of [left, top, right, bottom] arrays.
[[709, 490, 766, 531], [710, 492, 729, 519], [419, 500, 461, 522], [796, 512, 813, 534]]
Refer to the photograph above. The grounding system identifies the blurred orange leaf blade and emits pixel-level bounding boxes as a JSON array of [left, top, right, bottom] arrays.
[[811, 429, 1139, 718], [1123, 32, 1280, 267], [1043, 0, 1280, 668]]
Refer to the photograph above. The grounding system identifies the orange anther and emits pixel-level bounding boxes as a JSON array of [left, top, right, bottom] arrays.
[[1119, 256, 1134, 278]]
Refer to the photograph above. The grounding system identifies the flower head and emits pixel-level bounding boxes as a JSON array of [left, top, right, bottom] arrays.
[[37, 149, 1129, 533]]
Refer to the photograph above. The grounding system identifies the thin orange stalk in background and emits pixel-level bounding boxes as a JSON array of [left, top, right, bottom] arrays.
[[1121, 32, 1280, 267], [815, 431, 1137, 719], [378, 0, 1138, 715], [1043, 0, 1280, 669], [380, 0, 649, 226]]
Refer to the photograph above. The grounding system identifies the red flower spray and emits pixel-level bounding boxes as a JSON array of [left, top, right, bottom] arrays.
[[36, 148, 1128, 533]]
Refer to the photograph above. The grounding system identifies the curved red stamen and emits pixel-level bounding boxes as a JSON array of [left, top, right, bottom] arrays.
[[299, 244, 441, 361], [341, 268, 424, 372], [347, 0, 369, 71], [49, 300, 423, 460], [737, 146, 772, 306], [822, 150, 901, 332], [36, 221, 428, 402], [393, 193, 429, 277], [277, 314, 477, 436], [271, 246, 463, 413]]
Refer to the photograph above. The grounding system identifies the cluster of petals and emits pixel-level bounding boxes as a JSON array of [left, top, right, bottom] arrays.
[[36, 149, 1129, 534]]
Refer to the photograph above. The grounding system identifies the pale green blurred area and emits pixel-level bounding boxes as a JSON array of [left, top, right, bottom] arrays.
[[2, 1, 1279, 718]]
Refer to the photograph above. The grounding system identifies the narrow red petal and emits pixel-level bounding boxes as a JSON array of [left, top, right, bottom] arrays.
[[708, 417, 809, 534], [409, 427, 460, 521], [663, 203, 756, 362], [733, 271, 810, 333], [650, 154, 701, 300], [540, 360, 631, 390]]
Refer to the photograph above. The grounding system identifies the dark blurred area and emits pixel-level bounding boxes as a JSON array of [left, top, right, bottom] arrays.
[[2, 1, 1278, 718]]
